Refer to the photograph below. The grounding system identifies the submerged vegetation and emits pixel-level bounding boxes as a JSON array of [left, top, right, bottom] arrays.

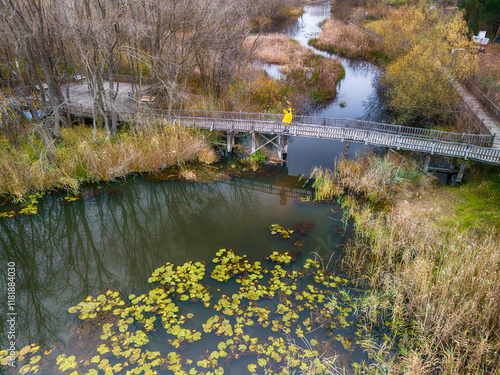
[[0, 120, 216, 201], [311, 154, 500, 374]]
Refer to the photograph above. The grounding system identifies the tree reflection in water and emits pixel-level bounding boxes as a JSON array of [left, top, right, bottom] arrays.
[[0, 173, 330, 349]]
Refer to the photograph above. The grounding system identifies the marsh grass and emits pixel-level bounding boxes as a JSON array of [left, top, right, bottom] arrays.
[[246, 33, 345, 111], [246, 33, 305, 65], [0, 121, 216, 200], [309, 19, 386, 63], [312, 154, 500, 374], [350, 207, 500, 374], [311, 154, 428, 203], [471, 43, 500, 108]]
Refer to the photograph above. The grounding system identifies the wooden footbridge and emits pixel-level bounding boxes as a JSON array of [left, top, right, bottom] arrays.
[[123, 109, 500, 180], [67, 103, 500, 181]]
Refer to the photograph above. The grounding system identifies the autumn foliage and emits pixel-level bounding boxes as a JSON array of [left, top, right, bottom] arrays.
[[380, 6, 478, 125]]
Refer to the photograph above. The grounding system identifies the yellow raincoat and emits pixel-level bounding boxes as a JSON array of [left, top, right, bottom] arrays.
[[282, 108, 292, 125]]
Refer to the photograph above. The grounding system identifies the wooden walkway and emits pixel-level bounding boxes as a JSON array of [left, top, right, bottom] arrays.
[[455, 80, 500, 150], [132, 109, 500, 166]]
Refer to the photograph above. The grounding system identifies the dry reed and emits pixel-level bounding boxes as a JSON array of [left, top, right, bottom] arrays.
[[309, 19, 385, 61], [246, 32, 319, 72], [0, 120, 217, 200], [316, 154, 500, 374]]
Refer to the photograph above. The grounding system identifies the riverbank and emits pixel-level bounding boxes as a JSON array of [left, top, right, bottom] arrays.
[[308, 19, 387, 64], [312, 154, 500, 373], [0, 122, 216, 201], [247, 33, 345, 112]]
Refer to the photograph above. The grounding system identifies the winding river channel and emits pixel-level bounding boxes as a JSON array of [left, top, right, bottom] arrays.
[[0, 2, 385, 373], [267, 0, 385, 176]]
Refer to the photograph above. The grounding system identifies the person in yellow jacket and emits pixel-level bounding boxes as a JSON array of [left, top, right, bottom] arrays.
[[282, 107, 292, 132]]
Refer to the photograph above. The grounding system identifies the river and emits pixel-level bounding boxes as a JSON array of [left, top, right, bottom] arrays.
[[265, 0, 386, 176], [0, 2, 382, 373]]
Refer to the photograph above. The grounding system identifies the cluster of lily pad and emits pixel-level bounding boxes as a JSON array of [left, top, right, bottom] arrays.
[[265, 251, 295, 265], [269, 224, 294, 239], [0, 192, 45, 218], [5, 224, 358, 375]]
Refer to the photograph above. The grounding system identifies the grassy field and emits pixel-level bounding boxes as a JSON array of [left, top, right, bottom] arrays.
[[312, 154, 500, 374]]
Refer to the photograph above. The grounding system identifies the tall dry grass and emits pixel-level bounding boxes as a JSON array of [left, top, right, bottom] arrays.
[[311, 154, 428, 203], [309, 19, 385, 62], [0, 120, 217, 200], [246, 33, 306, 65], [312, 154, 500, 373], [245, 33, 345, 110], [471, 44, 500, 109], [350, 207, 500, 374]]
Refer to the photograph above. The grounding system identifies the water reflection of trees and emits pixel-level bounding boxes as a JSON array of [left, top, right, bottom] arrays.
[[0, 178, 263, 348]]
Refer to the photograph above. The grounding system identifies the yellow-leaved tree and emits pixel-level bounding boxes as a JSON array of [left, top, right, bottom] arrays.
[[380, 6, 477, 125]]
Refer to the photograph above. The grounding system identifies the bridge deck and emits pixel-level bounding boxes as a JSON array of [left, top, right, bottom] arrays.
[[62, 99, 500, 165], [129, 112, 500, 166]]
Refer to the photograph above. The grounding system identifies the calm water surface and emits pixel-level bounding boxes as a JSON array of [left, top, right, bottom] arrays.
[[0, 2, 381, 372], [0, 171, 361, 366]]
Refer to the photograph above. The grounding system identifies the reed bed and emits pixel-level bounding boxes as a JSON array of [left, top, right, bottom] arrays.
[[246, 33, 344, 110], [246, 33, 305, 65], [312, 154, 500, 374], [309, 19, 385, 62], [0, 121, 217, 200], [311, 154, 427, 202]]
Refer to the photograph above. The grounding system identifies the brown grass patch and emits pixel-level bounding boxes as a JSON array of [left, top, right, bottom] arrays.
[[0, 121, 217, 200], [246, 33, 309, 65], [310, 19, 385, 61], [471, 43, 500, 108]]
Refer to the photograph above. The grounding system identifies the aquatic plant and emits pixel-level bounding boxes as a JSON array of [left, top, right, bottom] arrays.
[[0, 192, 45, 218], [5, 233, 358, 374], [269, 224, 294, 239]]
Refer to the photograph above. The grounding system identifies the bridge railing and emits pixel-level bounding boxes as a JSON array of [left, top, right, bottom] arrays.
[[152, 114, 500, 165], [464, 79, 500, 121], [160, 109, 494, 147]]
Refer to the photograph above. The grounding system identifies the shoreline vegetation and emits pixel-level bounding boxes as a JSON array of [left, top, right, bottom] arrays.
[[2, 1, 500, 373], [0, 120, 216, 202], [246, 33, 345, 112], [312, 154, 500, 374], [308, 19, 387, 63]]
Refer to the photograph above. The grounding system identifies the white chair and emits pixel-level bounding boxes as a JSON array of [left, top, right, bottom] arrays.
[[473, 31, 489, 45], [472, 31, 489, 52]]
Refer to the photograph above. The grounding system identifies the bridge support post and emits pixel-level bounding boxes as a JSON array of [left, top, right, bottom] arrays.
[[343, 141, 350, 158], [277, 135, 289, 160], [450, 157, 457, 172], [423, 154, 431, 172], [456, 160, 467, 183], [227, 131, 235, 153], [251, 132, 260, 153]]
